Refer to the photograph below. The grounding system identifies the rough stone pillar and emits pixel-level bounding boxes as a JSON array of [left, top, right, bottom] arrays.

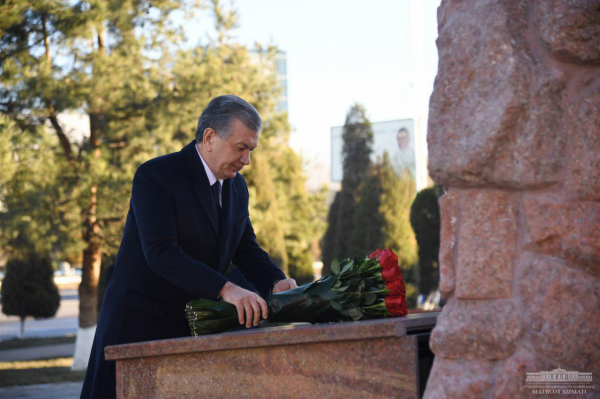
[[425, 1, 600, 397]]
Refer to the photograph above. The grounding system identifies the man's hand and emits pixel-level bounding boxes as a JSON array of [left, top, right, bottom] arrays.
[[218, 282, 268, 328], [272, 278, 298, 294]]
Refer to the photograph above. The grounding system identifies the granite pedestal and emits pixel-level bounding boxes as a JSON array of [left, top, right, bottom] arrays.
[[105, 313, 438, 398]]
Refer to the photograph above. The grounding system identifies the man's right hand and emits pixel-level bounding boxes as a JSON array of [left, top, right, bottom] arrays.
[[218, 282, 268, 328]]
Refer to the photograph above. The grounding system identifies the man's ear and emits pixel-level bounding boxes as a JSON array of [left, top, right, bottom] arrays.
[[203, 128, 215, 152]]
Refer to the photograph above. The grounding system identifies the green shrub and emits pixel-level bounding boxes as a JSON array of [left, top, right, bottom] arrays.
[[410, 187, 441, 296], [1, 251, 60, 337]]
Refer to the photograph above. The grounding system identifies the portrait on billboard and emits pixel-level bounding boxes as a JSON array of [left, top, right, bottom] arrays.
[[331, 119, 416, 183]]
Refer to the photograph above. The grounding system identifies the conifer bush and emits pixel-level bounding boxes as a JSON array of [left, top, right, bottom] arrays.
[[1, 252, 60, 338], [410, 187, 441, 297]]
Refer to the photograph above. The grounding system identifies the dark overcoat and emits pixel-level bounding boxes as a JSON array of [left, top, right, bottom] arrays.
[[81, 140, 286, 398]]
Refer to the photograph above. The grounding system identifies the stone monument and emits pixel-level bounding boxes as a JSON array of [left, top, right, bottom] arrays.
[[425, 0, 599, 397], [106, 314, 438, 398]]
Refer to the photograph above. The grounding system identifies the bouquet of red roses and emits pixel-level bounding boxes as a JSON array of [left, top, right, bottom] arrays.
[[186, 249, 407, 336]]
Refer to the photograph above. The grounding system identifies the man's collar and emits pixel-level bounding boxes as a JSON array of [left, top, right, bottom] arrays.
[[195, 144, 223, 186]]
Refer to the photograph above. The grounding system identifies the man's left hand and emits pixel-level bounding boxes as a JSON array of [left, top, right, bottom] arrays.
[[272, 278, 298, 294]]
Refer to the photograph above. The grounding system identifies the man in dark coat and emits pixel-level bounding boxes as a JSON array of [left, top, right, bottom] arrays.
[[81, 95, 298, 398]]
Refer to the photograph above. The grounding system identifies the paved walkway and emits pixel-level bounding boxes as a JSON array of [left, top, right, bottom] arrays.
[[0, 343, 75, 362], [0, 382, 83, 399]]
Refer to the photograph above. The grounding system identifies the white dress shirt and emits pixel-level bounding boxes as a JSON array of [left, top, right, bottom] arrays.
[[196, 144, 223, 207]]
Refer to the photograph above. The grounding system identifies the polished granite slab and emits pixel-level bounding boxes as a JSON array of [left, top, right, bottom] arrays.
[[106, 313, 439, 398]]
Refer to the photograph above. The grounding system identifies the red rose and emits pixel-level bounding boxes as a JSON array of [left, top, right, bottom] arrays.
[[368, 249, 399, 271], [384, 277, 406, 297], [368, 249, 384, 259], [381, 265, 401, 282], [385, 295, 407, 317]]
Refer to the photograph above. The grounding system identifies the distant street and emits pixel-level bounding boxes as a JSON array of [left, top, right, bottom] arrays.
[[0, 289, 78, 341]]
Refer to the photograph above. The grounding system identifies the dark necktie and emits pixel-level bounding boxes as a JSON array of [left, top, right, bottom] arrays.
[[211, 181, 222, 227]]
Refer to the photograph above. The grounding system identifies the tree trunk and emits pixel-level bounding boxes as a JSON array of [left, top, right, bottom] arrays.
[[72, 152, 102, 370], [79, 218, 102, 328], [78, 24, 105, 330], [79, 115, 102, 327], [72, 24, 106, 371], [72, 216, 100, 371], [41, 13, 50, 64]]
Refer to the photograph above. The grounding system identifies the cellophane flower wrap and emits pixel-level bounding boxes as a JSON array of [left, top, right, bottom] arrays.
[[186, 249, 408, 336]]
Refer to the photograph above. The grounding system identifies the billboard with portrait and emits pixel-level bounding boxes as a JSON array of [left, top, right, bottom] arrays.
[[331, 118, 415, 183]]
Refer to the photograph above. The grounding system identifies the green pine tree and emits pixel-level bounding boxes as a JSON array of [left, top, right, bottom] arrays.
[[410, 187, 441, 297], [0, 0, 193, 339], [0, 116, 18, 188], [1, 1, 327, 357], [1, 248, 60, 338], [349, 153, 419, 307], [0, 0, 294, 367], [244, 151, 288, 274], [379, 154, 417, 270], [275, 148, 327, 285], [321, 190, 342, 272], [321, 104, 373, 274], [243, 112, 328, 283], [348, 163, 385, 258], [0, 123, 83, 259]]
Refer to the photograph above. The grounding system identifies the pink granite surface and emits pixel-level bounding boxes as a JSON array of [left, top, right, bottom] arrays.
[[425, 0, 600, 396], [106, 314, 437, 398], [105, 313, 436, 360], [117, 336, 417, 398]]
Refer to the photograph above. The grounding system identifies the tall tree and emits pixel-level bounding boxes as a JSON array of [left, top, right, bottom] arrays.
[[1, 0, 326, 366], [1, 0, 198, 368], [243, 111, 328, 283], [349, 153, 419, 307], [410, 187, 441, 297], [321, 104, 373, 274], [243, 151, 288, 273], [0, 121, 83, 260], [274, 147, 327, 285], [0, 0, 242, 368], [259, 110, 328, 284], [347, 163, 385, 258]]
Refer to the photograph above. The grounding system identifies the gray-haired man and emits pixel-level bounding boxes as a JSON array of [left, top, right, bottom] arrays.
[[81, 95, 297, 398]]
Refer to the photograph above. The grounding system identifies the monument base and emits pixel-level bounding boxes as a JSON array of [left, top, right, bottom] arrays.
[[105, 313, 438, 398]]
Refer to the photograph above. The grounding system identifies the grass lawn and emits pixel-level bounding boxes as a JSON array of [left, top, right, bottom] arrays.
[[0, 335, 76, 351], [0, 357, 85, 387]]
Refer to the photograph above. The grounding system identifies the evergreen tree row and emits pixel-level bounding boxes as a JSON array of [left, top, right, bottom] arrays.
[[321, 104, 441, 308]]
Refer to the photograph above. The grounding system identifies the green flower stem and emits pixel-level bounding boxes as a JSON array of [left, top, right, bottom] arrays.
[[364, 288, 388, 294], [341, 288, 388, 295], [340, 265, 381, 280], [362, 302, 386, 310]]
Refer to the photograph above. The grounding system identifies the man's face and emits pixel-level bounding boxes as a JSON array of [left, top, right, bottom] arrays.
[[397, 130, 409, 150], [203, 118, 258, 180]]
